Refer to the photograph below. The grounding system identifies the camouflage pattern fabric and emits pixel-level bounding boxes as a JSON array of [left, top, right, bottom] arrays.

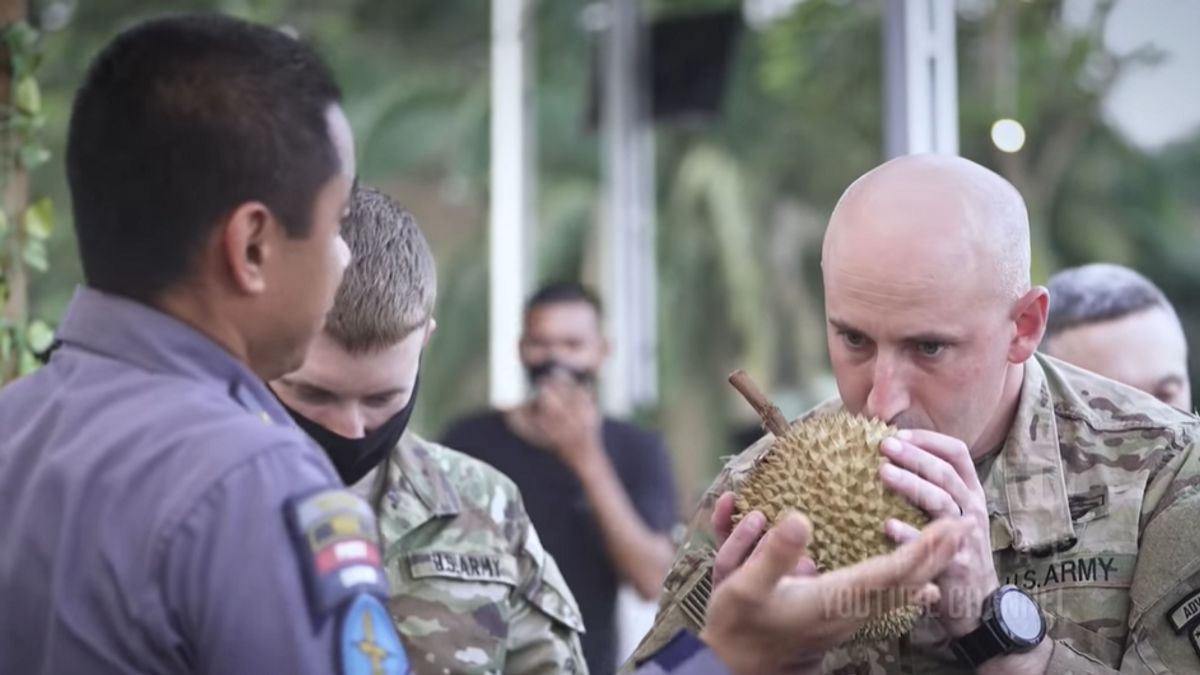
[[622, 354, 1200, 674], [354, 433, 588, 675]]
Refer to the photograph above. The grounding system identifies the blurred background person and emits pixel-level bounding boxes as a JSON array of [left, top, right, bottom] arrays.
[[1042, 262, 1191, 410], [442, 283, 680, 675]]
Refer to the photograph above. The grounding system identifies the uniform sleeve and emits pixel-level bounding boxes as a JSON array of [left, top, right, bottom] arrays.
[[624, 430, 680, 534], [158, 443, 402, 675], [506, 498, 589, 674], [629, 631, 732, 675], [1117, 441, 1200, 674]]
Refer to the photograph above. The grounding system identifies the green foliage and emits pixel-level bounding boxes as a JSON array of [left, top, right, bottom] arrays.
[[1, 19, 57, 383], [11, 1, 1200, 494]]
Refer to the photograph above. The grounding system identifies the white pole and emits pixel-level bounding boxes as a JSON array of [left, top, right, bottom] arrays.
[[489, 0, 536, 407], [884, 0, 959, 157], [601, 0, 657, 416]]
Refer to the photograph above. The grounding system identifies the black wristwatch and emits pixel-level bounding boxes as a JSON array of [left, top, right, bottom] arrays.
[[949, 585, 1046, 668]]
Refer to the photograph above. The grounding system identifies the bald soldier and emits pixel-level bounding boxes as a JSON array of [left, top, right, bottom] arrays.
[[270, 186, 587, 674], [625, 155, 1200, 674], [1042, 263, 1191, 411]]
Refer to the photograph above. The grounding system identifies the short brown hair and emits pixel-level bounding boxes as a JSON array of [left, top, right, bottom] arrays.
[[324, 185, 437, 353]]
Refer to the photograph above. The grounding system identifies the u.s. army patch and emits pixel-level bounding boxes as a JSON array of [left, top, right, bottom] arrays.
[[1167, 589, 1200, 633], [286, 488, 389, 623], [339, 594, 409, 675]]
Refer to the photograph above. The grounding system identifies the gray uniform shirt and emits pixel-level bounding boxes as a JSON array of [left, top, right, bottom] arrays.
[[0, 287, 402, 674]]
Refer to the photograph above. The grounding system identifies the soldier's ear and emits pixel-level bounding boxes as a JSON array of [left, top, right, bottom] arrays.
[[220, 201, 276, 295], [1008, 287, 1048, 364]]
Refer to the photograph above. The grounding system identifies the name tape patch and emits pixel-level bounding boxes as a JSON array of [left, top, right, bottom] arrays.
[[1000, 554, 1134, 595], [1168, 589, 1200, 634], [407, 550, 518, 585]]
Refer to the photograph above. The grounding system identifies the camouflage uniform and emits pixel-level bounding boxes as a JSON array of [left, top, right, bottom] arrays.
[[353, 432, 588, 675], [623, 354, 1200, 674]]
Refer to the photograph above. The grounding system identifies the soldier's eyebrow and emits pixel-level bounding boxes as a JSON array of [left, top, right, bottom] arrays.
[[828, 318, 865, 334], [278, 376, 336, 398]]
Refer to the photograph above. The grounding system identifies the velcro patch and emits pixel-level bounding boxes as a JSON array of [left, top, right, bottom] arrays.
[[999, 553, 1135, 595], [407, 550, 518, 585], [1167, 589, 1200, 633], [286, 488, 389, 622], [339, 594, 409, 675]]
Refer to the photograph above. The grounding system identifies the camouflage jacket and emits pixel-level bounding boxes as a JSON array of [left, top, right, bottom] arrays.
[[353, 432, 588, 675], [624, 354, 1200, 674]]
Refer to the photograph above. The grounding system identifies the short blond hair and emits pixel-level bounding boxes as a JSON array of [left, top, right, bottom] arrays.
[[324, 185, 436, 353]]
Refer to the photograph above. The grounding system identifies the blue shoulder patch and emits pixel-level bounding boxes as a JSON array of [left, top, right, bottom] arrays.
[[339, 594, 409, 675]]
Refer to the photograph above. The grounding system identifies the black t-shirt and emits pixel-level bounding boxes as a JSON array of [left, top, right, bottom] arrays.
[[441, 410, 679, 675]]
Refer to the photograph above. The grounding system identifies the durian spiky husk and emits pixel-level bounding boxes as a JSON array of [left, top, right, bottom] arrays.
[[733, 412, 931, 645]]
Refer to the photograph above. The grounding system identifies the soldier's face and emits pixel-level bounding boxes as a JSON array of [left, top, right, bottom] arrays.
[[272, 324, 430, 438], [1044, 306, 1191, 411], [823, 241, 1044, 454], [260, 105, 355, 378]]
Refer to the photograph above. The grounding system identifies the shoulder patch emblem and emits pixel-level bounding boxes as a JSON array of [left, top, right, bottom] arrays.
[[339, 594, 409, 675], [286, 488, 389, 623], [1167, 589, 1200, 633]]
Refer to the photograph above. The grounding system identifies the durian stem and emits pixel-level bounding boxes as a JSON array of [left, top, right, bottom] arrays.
[[728, 369, 790, 437]]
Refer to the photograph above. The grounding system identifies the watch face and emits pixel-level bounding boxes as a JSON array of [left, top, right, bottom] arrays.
[[999, 589, 1044, 644]]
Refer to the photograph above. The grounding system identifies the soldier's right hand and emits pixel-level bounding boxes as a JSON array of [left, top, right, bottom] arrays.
[[699, 511, 971, 675]]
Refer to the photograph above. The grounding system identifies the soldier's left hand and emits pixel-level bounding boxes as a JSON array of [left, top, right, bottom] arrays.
[[877, 429, 998, 638]]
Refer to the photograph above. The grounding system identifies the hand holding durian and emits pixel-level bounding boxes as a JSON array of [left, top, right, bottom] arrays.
[[725, 370, 999, 645], [698, 504, 972, 675]]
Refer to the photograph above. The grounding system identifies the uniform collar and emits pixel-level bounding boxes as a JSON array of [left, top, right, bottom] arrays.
[[360, 432, 462, 521], [987, 354, 1076, 554], [55, 286, 293, 426]]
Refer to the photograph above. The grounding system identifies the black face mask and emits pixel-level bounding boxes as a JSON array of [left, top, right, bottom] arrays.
[[282, 377, 420, 486], [525, 359, 595, 388]]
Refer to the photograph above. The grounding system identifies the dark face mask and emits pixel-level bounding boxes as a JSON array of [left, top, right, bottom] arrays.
[[282, 377, 420, 485], [525, 359, 595, 388]]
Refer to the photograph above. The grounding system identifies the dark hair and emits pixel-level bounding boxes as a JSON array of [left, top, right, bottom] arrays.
[[525, 281, 604, 318], [66, 14, 343, 301], [1044, 263, 1175, 342], [326, 186, 437, 354]]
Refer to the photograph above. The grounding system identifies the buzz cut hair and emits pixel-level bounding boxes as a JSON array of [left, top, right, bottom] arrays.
[[1044, 263, 1176, 343], [324, 185, 437, 353]]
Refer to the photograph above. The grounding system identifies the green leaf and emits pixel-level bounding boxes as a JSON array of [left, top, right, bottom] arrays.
[[19, 145, 50, 169], [19, 348, 38, 376], [26, 320, 54, 353], [23, 198, 53, 240], [0, 208, 8, 236], [22, 239, 48, 271], [15, 76, 41, 115], [0, 329, 11, 364]]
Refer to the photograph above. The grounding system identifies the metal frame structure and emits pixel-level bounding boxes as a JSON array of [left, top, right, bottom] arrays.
[[488, 0, 960, 407]]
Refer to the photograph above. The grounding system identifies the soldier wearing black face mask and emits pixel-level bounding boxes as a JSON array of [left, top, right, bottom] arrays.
[[271, 187, 588, 675], [442, 282, 682, 675]]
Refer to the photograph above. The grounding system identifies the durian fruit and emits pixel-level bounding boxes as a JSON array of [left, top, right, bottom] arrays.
[[733, 411, 931, 645]]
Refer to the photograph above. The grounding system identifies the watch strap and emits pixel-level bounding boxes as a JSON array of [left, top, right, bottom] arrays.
[[950, 622, 1008, 668]]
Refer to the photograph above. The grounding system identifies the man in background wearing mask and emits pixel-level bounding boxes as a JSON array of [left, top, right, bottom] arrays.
[[1041, 262, 1191, 411], [271, 186, 587, 674], [443, 283, 680, 675]]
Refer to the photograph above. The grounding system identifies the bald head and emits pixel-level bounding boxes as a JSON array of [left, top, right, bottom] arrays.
[[822, 155, 1031, 302], [820, 155, 1048, 454]]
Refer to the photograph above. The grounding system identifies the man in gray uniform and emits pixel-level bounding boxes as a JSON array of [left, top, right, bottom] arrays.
[[0, 14, 406, 675]]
